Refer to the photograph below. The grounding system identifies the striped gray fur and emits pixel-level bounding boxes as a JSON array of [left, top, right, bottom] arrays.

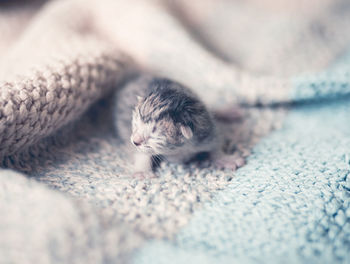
[[113, 75, 218, 173]]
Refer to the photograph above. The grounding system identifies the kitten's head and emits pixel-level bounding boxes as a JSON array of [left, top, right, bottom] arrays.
[[130, 78, 209, 155]]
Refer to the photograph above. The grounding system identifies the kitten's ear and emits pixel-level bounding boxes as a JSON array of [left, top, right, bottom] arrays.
[[136, 96, 143, 103], [180, 125, 193, 139]]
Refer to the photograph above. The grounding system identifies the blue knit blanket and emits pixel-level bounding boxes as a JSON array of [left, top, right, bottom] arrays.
[[135, 65, 350, 264]]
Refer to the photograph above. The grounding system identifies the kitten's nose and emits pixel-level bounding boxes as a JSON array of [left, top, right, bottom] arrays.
[[133, 140, 142, 146], [132, 134, 144, 146]]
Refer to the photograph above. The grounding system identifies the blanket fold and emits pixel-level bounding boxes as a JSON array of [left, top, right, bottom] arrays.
[[0, 0, 350, 263]]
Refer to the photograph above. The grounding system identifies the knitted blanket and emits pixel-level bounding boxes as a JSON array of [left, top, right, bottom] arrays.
[[1, 0, 350, 263]]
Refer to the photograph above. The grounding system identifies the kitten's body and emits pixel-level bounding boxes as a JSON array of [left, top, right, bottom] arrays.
[[114, 75, 242, 177]]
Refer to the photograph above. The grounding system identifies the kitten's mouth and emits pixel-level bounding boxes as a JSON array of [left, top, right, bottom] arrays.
[[141, 148, 156, 155], [134, 144, 156, 154]]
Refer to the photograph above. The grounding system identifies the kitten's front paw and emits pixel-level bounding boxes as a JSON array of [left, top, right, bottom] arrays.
[[132, 171, 156, 179], [214, 155, 245, 171]]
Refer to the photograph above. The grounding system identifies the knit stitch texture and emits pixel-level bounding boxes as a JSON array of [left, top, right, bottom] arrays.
[[0, 0, 350, 263]]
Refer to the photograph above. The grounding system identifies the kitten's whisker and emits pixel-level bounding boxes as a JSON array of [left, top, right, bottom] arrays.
[[151, 155, 161, 167]]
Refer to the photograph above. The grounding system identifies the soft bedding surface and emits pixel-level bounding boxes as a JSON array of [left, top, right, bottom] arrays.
[[0, 0, 349, 263]]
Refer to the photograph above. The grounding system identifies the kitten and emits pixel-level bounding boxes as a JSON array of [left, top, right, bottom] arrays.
[[114, 75, 244, 178]]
